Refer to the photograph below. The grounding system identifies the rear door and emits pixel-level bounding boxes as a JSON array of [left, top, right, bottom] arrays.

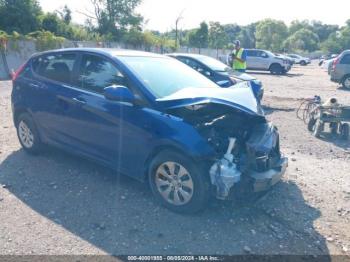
[[256, 50, 271, 69], [246, 50, 259, 69], [30, 52, 79, 145], [337, 53, 350, 78]]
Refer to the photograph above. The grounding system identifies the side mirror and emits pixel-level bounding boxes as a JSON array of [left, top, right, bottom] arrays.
[[104, 85, 135, 103]]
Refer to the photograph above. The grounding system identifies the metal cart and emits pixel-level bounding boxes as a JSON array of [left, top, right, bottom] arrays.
[[307, 105, 350, 140]]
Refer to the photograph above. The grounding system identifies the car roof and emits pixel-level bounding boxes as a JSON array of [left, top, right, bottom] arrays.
[[167, 53, 210, 59], [32, 48, 166, 59]]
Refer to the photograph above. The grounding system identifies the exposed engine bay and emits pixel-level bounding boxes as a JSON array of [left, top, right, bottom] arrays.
[[168, 103, 288, 199]]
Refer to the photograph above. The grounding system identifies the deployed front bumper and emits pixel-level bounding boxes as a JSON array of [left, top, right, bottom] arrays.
[[247, 157, 288, 192]]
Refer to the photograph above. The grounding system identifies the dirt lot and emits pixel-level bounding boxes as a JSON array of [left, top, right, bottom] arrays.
[[0, 62, 350, 257]]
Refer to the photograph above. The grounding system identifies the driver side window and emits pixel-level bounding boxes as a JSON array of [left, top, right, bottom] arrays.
[[179, 57, 211, 76], [78, 54, 126, 94]]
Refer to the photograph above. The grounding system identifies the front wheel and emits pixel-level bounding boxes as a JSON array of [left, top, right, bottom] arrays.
[[16, 113, 43, 154], [300, 60, 307, 66], [149, 150, 210, 214], [270, 64, 283, 75]]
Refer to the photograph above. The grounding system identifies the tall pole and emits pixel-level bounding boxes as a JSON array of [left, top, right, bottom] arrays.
[[175, 9, 185, 50]]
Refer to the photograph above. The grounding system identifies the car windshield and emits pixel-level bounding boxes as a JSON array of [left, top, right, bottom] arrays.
[[194, 55, 230, 72], [118, 56, 218, 98]]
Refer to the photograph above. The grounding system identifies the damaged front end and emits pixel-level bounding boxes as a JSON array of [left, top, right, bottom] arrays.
[[161, 99, 287, 200], [158, 87, 288, 200]]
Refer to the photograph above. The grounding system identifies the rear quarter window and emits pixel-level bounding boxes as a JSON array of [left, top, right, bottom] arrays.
[[340, 54, 350, 64]]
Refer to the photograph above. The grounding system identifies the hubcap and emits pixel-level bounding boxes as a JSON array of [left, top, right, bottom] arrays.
[[155, 162, 194, 206], [18, 121, 34, 148]]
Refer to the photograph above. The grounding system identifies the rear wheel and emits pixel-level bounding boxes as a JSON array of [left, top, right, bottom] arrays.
[[149, 150, 209, 214], [342, 75, 350, 90], [300, 60, 307, 66], [269, 64, 283, 75], [16, 113, 43, 154]]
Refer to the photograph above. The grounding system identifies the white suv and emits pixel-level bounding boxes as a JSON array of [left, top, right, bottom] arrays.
[[245, 49, 291, 75]]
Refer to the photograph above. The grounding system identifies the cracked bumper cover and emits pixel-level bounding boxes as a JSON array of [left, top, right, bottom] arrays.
[[247, 157, 288, 192]]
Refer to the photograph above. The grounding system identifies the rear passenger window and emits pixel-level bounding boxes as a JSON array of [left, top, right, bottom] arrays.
[[78, 55, 126, 94], [246, 50, 257, 57], [32, 53, 76, 84], [340, 54, 350, 64]]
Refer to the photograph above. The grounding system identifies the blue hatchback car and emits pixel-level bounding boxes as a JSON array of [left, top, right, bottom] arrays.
[[11, 48, 287, 213], [168, 53, 264, 101]]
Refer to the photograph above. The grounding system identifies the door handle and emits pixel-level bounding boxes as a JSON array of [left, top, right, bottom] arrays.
[[29, 83, 40, 88], [72, 97, 86, 105]]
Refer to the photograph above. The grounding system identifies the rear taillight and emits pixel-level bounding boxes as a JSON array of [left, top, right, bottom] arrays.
[[12, 63, 26, 81], [332, 56, 340, 70]]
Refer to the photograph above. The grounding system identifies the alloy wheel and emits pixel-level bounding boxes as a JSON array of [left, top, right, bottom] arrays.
[[155, 161, 194, 206], [18, 120, 34, 148]]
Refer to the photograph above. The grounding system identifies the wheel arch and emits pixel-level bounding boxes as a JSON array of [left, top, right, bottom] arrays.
[[13, 107, 31, 127], [143, 144, 202, 182], [341, 74, 350, 84]]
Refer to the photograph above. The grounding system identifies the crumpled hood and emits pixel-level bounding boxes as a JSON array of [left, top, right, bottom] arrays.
[[156, 82, 264, 116]]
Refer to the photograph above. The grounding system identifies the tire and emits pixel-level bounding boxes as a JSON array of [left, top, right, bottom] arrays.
[[341, 123, 350, 140], [300, 60, 307, 66], [313, 120, 323, 138], [148, 150, 210, 214], [307, 118, 316, 132], [16, 113, 43, 154], [269, 64, 283, 75], [342, 75, 350, 90]]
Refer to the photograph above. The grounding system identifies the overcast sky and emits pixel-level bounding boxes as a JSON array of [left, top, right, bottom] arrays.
[[39, 0, 350, 32]]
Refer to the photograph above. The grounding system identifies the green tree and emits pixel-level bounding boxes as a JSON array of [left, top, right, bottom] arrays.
[[209, 22, 228, 55], [197, 22, 209, 48], [237, 23, 257, 48], [57, 5, 72, 25], [255, 19, 288, 51], [310, 21, 339, 42], [88, 0, 143, 39], [0, 0, 42, 34], [223, 24, 241, 44], [284, 28, 320, 52], [41, 13, 60, 35]]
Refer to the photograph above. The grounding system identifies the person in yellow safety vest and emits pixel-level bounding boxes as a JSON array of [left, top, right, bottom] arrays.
[[231, 40, 247, 72]]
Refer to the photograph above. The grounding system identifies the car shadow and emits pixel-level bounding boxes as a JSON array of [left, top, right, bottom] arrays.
[[247, 71, 304, 78], [337, 85, 350, 92], [315, 132, 350, 151], [263, 105, 295, 116], [0, 149, 330, 257]]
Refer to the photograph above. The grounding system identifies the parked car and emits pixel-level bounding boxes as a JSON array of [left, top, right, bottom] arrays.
[[286, 54, 311, 66], [275, 53, 294, 65], [12, 48, 287, 213], [330, 50, 350, 89], [245, 49, 291, 75], [168, 53, 264, 101]]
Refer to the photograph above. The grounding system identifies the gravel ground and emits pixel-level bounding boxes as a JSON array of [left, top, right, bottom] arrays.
[[0, 62, 350, 257]]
